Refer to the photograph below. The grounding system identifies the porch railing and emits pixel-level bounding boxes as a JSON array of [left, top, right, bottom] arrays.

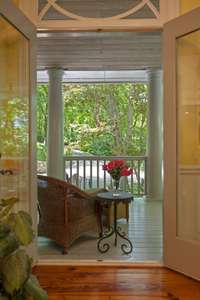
[[63, 156, 148, 196]]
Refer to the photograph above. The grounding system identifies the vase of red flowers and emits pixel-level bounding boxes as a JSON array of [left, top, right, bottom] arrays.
[[102, 159, 133, 191], [113, 178, 120, 191]]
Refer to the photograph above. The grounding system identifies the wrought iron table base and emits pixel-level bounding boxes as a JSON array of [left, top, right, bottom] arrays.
[[97, 201, 133, 255]]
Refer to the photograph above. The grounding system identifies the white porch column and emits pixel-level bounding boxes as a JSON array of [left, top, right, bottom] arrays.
[[147, 69, 163, 201], [47, 68, 64, 179]]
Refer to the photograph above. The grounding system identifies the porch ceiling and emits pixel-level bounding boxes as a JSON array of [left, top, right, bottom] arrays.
[[37, 70, 148, 83], [37, 31, 162, 71]]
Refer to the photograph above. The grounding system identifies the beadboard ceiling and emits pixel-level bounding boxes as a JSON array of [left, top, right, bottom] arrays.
[[37, 31, 162, 71]]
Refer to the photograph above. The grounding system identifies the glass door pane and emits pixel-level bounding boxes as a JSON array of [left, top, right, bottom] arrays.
[[177, 29, 200, 242], [0, 15, 30, 212]]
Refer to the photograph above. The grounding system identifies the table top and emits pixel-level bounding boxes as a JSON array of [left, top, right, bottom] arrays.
[[97, 190, 133, 202]]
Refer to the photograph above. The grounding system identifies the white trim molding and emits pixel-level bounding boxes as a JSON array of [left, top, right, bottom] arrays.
[[39, 0, 160, 22], [18, 0, 180, 31]]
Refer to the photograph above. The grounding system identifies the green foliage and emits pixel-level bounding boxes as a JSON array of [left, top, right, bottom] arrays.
[[2, 250, 31, 295], [37, 143, 47, 162], [36, 85, 48, 161], [7, 211, 34, 246], [37, 85, 48, 144], [36, 83, 148, 159], [0, 198, 18, 220], [0, 232, 19, 258], [0, 198, 48, 300], [63, 83, 148, 156], [25, 275, 49, 300], [0, 98, 28, 157]]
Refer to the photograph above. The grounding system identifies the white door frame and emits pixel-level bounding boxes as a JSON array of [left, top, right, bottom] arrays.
[[6, 2, 200, 276]]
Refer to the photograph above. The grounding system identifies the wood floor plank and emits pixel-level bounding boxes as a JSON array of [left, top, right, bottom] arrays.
[[111, 297, 169, 300], [48, 296, 109, 300], [63, 297, 109, 300], [34, 266, 200, 299]]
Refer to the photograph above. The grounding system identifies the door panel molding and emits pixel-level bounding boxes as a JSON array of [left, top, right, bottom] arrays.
[[164, 7, 200, 280], [0, 0, 35, 38]]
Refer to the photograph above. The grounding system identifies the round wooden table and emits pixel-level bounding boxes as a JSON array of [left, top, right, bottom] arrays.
[[96, 191, 133, 255]]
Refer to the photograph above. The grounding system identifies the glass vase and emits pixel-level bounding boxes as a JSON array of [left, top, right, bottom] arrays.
[[113, 179, 120, 191]]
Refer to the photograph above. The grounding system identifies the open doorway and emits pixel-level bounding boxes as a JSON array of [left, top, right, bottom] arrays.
[[36, 31, 163, 263]]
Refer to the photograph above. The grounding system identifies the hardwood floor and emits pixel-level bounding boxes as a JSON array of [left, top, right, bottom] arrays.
[[38, 198, 163, 262], [34, 266, 200, 299]]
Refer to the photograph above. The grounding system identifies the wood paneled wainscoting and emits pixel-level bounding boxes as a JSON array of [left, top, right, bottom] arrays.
[[33, 266, 200, 299]]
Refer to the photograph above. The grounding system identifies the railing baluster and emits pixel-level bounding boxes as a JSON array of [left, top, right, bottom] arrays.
[[63, 157, 66, 180], [103, 160, 106, 189], [131, 160, 134, 193], [70, 160, 72, 183], [145, 157, 148, 195], [138, 160, 141, 195], [64, 156, 148, 196], [77, 160, 79, 188], [97, 159, 99, 188], [90, 160, 93, 189], [83, 160, 86, 190]]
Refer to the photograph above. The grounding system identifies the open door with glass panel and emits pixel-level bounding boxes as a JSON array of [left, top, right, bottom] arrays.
[[164, 7, 200, 280], [0, 0, 37, 261]]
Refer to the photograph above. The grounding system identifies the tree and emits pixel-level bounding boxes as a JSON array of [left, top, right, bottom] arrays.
[[0, 97, 29, 157], [36, 83, 148, 159], [36, 85, 48, 161], [63, 83, 148, 156], [37, 85, 48, 144]]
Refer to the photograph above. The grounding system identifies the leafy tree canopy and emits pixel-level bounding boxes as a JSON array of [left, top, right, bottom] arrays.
[[0, 97, 29, 157], [37, 83, 148, 160]]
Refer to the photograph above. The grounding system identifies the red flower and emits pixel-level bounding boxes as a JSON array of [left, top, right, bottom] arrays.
[[102, 160, 133, 180], [102, 164, 108, 171], [107, 161, 117, 170], [115, 160, 125, 167], [120, 167, 133, 177]]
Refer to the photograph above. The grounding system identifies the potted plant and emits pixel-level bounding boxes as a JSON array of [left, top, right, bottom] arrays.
[[0, 197, 48, 300]]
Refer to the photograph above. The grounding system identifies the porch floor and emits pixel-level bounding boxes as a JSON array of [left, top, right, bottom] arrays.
[[37, 198, 163, 262]]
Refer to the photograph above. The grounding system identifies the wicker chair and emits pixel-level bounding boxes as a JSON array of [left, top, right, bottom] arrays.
[[37, 175, 103, 254]]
